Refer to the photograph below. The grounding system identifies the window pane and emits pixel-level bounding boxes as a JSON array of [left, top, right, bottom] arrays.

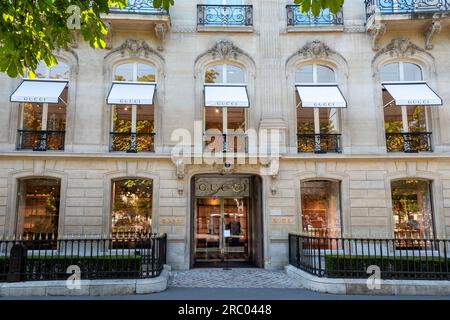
[[403, 63, 422, 81], [22, 103, 43, 131], [407, 106, 427, 132], [391, 179, 434, 239], [49, 63, 70, 79], [301, 180, 341, 238], [205, 107, 223, 132], [136, 106, 155, 152], [295, 65, 314, 83], [34, 62, 48, 79], [381, 63, 400, 82], [316, 65, 335, 83], [226, 65, 245, 83], [114, 63, 134, 81], [112, 179, 153, 235], [297, 106, 314, 134], [137, 63, 156, 82], [17, 178, 60, 239], [205, 65, 224, 84], [319, 108, 339, 134]]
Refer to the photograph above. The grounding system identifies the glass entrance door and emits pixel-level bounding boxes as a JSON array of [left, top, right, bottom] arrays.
[[195, 197, 249, 265]]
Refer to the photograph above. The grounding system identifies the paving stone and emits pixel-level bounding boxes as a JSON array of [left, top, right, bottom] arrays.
[[169, 268, 303, 289]]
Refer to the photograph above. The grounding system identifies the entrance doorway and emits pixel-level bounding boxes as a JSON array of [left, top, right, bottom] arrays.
[[191, 175, 263, 268]]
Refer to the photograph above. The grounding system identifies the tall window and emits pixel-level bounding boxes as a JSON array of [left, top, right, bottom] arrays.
[[382, 62, 432, 153], [204, 64, 247, 153], [16, 178, 61, 244], [111, 62, 156, 152], [391, 179, 434, 239], [301, 180, 342, 238], [18, 61, 69, 151], [111, 179, 153, 235], [296, 64, 341, 153]]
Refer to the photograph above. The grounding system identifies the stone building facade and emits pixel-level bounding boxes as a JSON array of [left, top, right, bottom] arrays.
[[1, 0, 450, 270]]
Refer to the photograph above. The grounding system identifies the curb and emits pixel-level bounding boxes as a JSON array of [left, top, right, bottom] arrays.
[[285, 265, 450, 296], [0, 266, 170, 297]]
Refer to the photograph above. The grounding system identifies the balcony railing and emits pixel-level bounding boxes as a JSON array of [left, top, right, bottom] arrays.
[[109, 0, 168, 14], [0, 233, 167, 282], [365, 0, 450, 20], [286, 5, 343, 27], [289, 233, 450, 280], [197, 5, 253, 26], [297, 134, 341, 154], [386, 132, 432, 153], [17, 130, 65, 151], [204, 133, 248, 153], [110, 132, 155, 153]]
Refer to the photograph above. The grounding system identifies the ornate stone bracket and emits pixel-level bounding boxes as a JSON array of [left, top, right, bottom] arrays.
[[175, 159, 186, 195], [105, 22, 113, 50], [424, 21, 442, 50], [154, 23, 167, 51], [69, 30, 80, 49], [369, 23, 386, 51]]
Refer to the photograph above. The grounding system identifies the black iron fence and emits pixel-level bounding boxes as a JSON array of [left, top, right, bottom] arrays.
[[109, 0, 168, 14], [297, 134, 341, 153], [365, 0, 450, 20], [17, 130, 65, 151], [110, 132, 155, 153], [197, 5, 253, 26], [0, 233, 167, 282], [286, 5, 343, 26], [204, 133, 248, 153], [386, 132, 432, 153], [289, 233, 450, 280]]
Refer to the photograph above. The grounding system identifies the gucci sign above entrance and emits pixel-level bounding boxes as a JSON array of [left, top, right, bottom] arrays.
[[195, 177, 250, 197]]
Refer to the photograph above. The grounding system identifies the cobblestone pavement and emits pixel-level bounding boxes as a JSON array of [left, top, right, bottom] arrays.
[[169, 268, 304, 289]]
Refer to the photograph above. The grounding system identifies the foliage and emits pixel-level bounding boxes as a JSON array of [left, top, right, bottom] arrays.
[[0, 0, 344, 78]]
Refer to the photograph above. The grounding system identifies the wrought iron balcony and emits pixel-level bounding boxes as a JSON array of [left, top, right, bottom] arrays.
[[110, 132, 155, 153], [17, 130, 65, 151], [386, 132, 432, 153], [297, 134, 341, 154], [204, 133, 248, 153], [365, 0, 450, 20], [109, 0, 168, 14], [286, 5, 343, 27], [197, 5, 253, 27]]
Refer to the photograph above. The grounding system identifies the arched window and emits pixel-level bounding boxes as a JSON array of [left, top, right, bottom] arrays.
[[25, 61, 70, 80], [380, 62, 422, 82], [205, 64, 245, 84], [114, 62, 156, 82], [381, 62, 436, 153], [391, 179, 434, 240], [204, 64, 247, 153], [296, 64, 343, 153], [17, 61, 69, 151], [111, 178, 153, 235], [16, 178, 61, 246], [301, 180, 342, 239], [295, 64, 336, 84], [110, 62, 156, 153]]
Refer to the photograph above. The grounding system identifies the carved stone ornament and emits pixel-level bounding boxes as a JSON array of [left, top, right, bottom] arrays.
[[175, 159, 186, 180], [424, 20, 442, 50], [373, 38, 426, 62], [295, 40, 335, 60], [209, 40, 245, 60], [369, 23, 386, 51], [154, 23, 167, 51], [114, 39, 159, 58]]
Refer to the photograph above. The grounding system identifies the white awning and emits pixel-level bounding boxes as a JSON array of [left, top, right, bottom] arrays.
[[10, 80, 68, 104], [383, 83, 442, 106], [204, 85, 249, 108], [107, 82, 156, 105], [296, 85, 347, 108]]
